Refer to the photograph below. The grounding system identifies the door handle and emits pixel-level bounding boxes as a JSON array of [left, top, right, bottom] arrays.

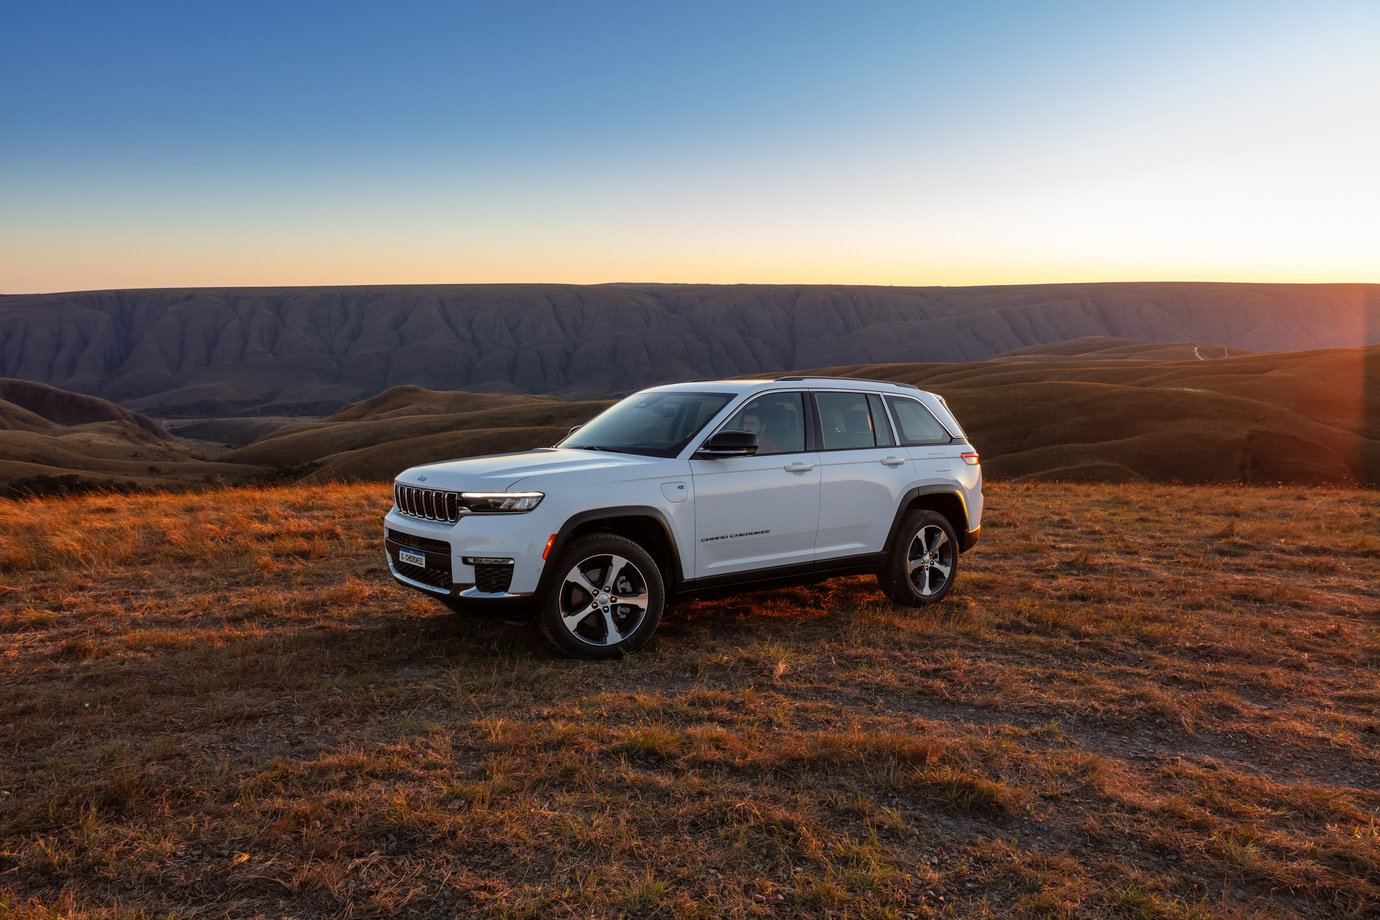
[[784, 462, 814, 473], [881, 456, 906, 467]]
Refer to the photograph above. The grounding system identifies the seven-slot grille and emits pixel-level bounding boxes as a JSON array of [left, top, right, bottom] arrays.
[[395, 483, 463, 523]]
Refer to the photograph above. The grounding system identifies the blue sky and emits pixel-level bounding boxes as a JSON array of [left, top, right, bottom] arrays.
[[3, 0, 1377, 291]]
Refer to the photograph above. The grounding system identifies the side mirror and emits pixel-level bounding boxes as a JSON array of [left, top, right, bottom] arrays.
[[694, 429, 759, 459]]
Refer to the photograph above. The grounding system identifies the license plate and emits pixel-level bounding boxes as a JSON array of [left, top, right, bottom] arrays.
[[398, 548, 426, 567]]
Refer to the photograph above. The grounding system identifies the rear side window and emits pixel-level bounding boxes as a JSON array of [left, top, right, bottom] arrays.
[[816, 391, 886, 450], [884, 396, 952, 446]]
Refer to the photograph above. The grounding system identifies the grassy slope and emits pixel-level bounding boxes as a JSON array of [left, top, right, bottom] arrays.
[[222, 343, 1380, 486], [0, 381, 262, 493], [817, 344, 1380, 484], [5, 344, 1378, 490], [1, 483, 1377, 918], [223, 391, 608, 484]]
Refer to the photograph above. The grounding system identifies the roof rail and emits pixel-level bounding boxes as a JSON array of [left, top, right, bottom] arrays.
[[773, 374, 920, 390]]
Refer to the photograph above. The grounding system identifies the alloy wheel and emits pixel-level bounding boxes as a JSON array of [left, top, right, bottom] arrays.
[[557, 553, 651, 647], [906, 524, 953, 597]]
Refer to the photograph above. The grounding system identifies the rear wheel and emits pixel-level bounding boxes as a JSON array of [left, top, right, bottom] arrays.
[[537, 534, 665, 658], [878, 510, 959, 606]]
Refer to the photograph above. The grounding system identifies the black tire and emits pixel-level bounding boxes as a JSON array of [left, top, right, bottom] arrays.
[[878, 510, 960, 606], [537, 533, 665, 658]]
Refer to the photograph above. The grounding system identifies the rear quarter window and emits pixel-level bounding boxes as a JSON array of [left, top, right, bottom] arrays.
[[884, 396, 952, 446]]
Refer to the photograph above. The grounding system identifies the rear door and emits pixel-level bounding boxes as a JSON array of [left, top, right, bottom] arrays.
[[885, 394, 959, 481], [689, 391, 821, 578], [813, 390, 916, 561]]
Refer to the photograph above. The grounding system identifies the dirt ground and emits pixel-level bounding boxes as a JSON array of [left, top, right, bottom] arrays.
[[1, 481, 1377, 918]]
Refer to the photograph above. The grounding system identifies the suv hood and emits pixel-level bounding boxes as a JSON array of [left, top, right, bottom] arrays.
[[397, 448, 663, 491]]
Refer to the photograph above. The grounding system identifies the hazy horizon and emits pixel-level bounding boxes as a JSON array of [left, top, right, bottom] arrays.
[[6, 279, 1380, 299], [4, 0, 1378, 292]]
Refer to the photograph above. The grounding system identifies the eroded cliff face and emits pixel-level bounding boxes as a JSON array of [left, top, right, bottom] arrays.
[[3, 282, 1376, 414]]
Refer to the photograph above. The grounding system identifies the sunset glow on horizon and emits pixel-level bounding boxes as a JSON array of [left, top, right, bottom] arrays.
[[4, 1, 1378, 294]]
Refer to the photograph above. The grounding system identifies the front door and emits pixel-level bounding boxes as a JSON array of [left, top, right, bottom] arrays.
[[689, 391, 820, 578]]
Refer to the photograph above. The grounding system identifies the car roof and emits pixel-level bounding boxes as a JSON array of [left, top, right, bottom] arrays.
[[639, 376, 927, 396]]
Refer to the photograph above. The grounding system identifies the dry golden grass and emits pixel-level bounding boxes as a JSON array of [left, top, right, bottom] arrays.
[[1, 482, 1377, 918]]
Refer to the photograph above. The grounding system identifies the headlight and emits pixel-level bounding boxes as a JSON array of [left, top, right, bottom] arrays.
[[461, 491, 544, 513]]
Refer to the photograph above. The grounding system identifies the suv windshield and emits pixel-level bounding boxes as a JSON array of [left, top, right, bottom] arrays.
[[562, 391, 733, 457]]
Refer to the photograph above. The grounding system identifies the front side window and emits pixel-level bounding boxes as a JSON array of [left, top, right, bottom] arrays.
[[563, 391, 733, 457], [885, 395, 952, 446], [718, 392, 806, 455]]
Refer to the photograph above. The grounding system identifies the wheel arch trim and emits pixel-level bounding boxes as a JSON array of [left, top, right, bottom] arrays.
[[884, 487, 972, 556], [537, 506, 685, 596]]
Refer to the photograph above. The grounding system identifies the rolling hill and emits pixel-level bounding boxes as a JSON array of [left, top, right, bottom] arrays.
[[227, 341, 1380, 486], [814, 340, 1380, 483], [2, 282, 1376, 415], [224, 388, 610, 483], [3, 342, 1376, 490], [0, 379, 260, 494]]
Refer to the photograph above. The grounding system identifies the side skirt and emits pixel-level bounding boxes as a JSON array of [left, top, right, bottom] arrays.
[[673, 553, 883, 601]]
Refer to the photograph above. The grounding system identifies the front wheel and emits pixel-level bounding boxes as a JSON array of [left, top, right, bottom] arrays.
[[537, 534, 665, 658], [878, 510, 959, 606]]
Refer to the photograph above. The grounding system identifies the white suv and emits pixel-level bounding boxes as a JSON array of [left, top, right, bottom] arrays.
[[384, 377, 982, 658]]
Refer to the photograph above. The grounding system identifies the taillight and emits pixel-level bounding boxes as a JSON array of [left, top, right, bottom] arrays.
[[960, 451, 980, 466]]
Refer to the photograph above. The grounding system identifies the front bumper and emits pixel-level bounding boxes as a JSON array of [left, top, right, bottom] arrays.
[[383, 505, 561, 600]]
